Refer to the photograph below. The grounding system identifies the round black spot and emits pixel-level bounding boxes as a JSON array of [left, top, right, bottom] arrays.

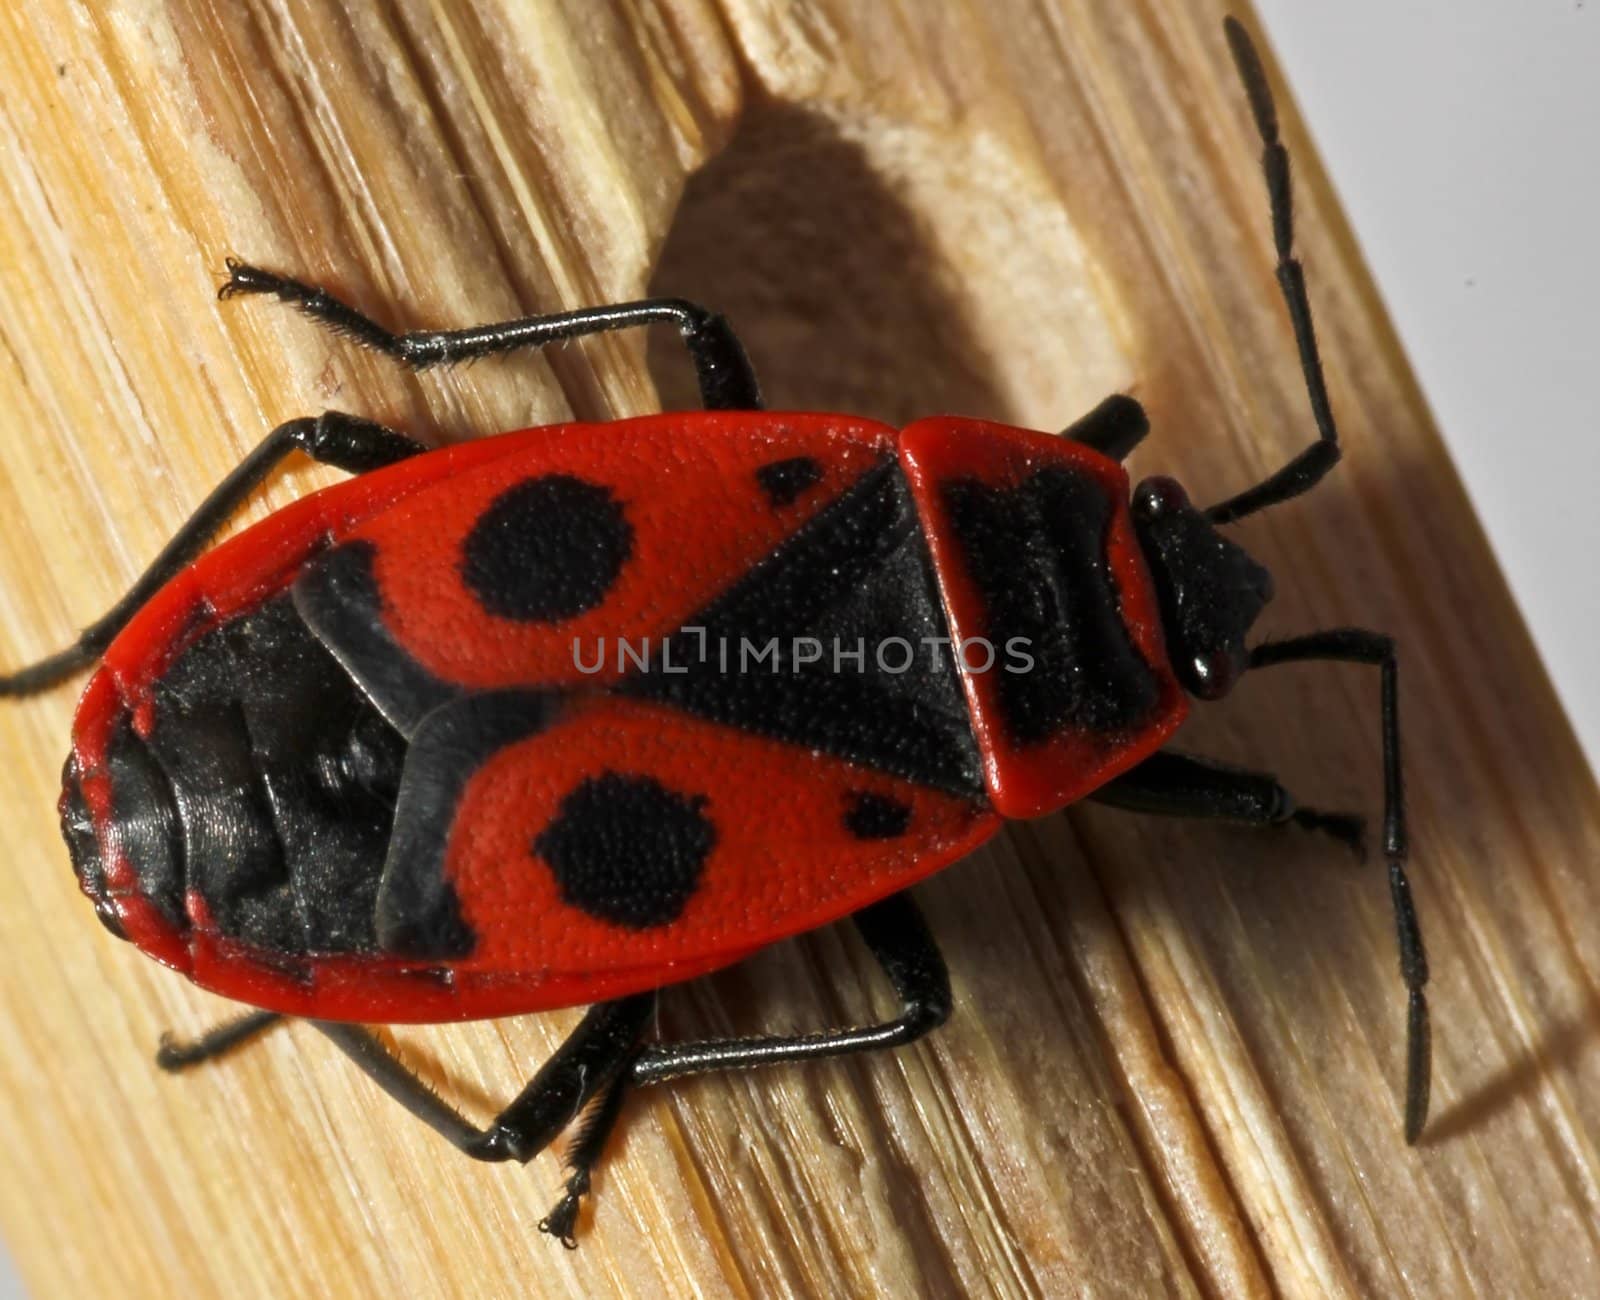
[[843, 790, 913, 840], [755, 456, 823, 507], [533, 772, 715, 928], [461, 474, 632, 622]]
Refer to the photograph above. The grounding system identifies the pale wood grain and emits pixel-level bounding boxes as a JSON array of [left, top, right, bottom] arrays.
[[0, 2, 1596, 1297]]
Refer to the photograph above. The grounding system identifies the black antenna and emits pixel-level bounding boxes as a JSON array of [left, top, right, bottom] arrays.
[[1206, 17, 1343, 525], [1227, 18, 1432, 1143]]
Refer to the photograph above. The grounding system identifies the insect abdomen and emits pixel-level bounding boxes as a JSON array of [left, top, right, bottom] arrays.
[[62, 593, 406, 961]]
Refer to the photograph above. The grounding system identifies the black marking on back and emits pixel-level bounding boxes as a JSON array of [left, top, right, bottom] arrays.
[[755, 456, 823, 507], [294, 540, 458, 736], [460, 473, 633, 622], [376, 690, 562, 959], [843, 791, 913, 840], [133, 593, 408, 957], [533, 771, 715, 929], [628, 462, 984, 797], [942, 467, 1159, 744]]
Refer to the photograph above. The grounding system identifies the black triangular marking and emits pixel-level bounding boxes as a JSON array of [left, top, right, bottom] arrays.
[[625, 462, 983, 797]]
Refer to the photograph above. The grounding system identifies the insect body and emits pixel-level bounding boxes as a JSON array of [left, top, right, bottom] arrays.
[[66, 409, 1186, 1020], [6, 20, 1428, 1246]]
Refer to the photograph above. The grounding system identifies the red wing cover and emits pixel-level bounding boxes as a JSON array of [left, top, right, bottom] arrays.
[[372, 694, 999, 1011], [294, 412, 899, 733]]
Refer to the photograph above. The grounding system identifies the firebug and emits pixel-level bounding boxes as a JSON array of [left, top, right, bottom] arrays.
[[2, 19, 1427, 1246]]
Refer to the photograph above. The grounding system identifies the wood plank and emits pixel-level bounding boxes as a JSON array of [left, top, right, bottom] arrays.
[[0, 2, 1594, 1295]]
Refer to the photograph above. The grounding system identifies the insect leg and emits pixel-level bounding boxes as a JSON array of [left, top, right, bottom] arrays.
[[312, 994, 654, 1244], [0, 411, 425, 696], [219, 260, 762, 412], [153, 1010, 286, 1069], [1088, 748, 1366, 856], [536, 1070, 629, 1249], [311, 994, 654, 1162], [629, 890, 950, 1087], [1205, 18, 1342, 525], [1062, 393, 1149, 461], [1248, 627, 1430, 1142]]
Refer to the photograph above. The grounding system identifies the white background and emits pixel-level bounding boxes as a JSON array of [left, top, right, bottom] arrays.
[[1252, 0, 1600, 777], [1, 4, 1595, 1294]]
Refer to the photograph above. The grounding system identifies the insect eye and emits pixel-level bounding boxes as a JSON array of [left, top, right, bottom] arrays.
[[1133, 476, 1190, 521], [1190, 648, 1242, 700]]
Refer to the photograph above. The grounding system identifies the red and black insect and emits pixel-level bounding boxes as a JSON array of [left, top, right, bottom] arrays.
[[3, 20, 1427, 1245]]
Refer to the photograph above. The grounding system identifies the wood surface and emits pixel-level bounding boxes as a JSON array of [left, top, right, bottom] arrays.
[[0, 2, 1596, 1297]]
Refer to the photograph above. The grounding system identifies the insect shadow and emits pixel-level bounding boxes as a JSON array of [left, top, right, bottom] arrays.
[[1423, 1003, 1600, 1145], [647, 99, 1009, 425]]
